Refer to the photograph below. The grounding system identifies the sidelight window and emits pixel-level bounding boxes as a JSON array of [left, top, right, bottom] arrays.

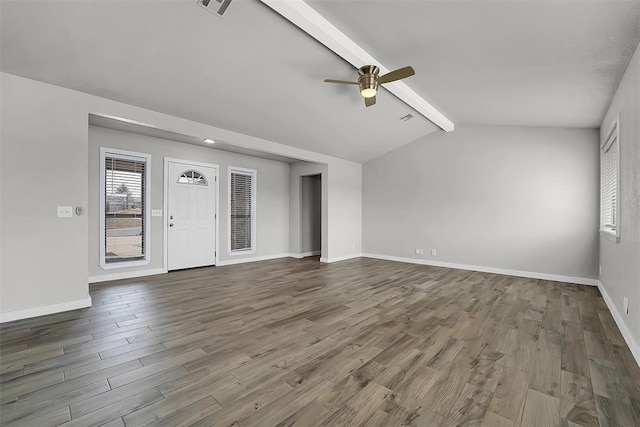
[[600, 116, 620, 242], [228, 167, 256, 254], [100, 147, 151, 268]]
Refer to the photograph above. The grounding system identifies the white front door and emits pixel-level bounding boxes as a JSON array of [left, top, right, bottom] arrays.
[[167, 161, 217, 270]]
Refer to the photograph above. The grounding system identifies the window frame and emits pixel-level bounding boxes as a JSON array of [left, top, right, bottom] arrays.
[[99, 147, 152, 269], [177, 170, 208, 186], [600, 115, 621, 243], [228, 166, 257, 255]]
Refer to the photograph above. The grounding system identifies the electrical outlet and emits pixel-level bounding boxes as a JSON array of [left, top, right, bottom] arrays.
[[57, 206, 73, 218], [415, 248, 420, 255], [419, 249, 424, 255], [431, 249, 437, 256], [624, 297, 629, 314]]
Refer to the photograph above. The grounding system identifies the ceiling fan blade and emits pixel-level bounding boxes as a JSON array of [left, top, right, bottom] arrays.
[[377, 66, 415, 84], [365, 95, 376, 107], [324, 79, 359, 85]]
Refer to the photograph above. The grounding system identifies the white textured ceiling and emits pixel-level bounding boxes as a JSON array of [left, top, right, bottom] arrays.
[[2, 1, 640, 163], [309, 0, 640, 128], [0, 0, 438, 163]]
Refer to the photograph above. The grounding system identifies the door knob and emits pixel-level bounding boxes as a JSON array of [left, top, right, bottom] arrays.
[[169, 223, 174, 227]]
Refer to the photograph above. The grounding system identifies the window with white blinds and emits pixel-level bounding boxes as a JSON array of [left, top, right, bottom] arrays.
[[100, 147, 151, 268], [601, 117, 620, 238], [228, 167, 256, 253]]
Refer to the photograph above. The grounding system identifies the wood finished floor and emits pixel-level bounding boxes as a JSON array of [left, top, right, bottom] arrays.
[[1, 257, 639, 426]]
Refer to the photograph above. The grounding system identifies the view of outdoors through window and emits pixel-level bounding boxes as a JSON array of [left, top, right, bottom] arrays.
[[105, 157, 145, 262], [230, 171, 253, 251]]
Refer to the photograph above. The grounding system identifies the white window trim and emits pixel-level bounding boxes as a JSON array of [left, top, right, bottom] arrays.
[[228, 166, 257, 256], [600, 114, 620, 243], [100, 147, 152, 269]]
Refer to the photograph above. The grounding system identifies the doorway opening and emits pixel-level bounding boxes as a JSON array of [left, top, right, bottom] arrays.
[[300, 174, 322, 258]]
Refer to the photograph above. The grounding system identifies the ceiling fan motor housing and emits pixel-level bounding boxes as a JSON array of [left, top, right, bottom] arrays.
[[358, 65, 379, 98]]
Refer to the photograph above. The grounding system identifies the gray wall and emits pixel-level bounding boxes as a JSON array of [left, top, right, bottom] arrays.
[[88, 126, 290, 279], [289, 160, 361, 262], [327, 161, 362, 261], [0, 73, 362, 319], [363, 124, 600, 280], [301, 174, 321, 254], [1, 73, 91, 314], [600, 41, 640, 355]]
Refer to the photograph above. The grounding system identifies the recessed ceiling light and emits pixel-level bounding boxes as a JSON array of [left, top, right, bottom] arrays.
[[204, 138, 215, 144]]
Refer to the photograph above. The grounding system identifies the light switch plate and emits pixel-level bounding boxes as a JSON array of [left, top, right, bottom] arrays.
[[57, 206, 73, 218], [152, 209, 163, 217]]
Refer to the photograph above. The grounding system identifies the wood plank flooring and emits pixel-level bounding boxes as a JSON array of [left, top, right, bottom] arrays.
[[1, 257, 639, 426]]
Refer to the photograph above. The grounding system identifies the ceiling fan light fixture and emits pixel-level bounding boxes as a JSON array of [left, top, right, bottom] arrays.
[[323, 64, 415, 107], [360, 87, 377, 98], [358, 65, 379, 99]]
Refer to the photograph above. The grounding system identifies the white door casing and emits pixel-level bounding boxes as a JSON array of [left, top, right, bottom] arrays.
[[166, 160, 217, 270]]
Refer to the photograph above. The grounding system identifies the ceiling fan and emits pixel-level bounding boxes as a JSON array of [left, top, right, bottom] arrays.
[[324, 65, 415, 107]]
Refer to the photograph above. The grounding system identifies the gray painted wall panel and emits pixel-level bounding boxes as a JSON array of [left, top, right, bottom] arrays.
[[363, 124, 600, 279], [600, 41, 640, 353], [1, 74, 91, 313]]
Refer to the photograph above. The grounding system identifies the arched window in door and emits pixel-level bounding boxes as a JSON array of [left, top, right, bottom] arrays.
[[178, 170, 208, 185]]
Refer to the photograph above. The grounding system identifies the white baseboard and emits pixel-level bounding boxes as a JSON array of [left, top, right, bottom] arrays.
[[597, 281, 640, 367], [361, 253, 599, 286], [89, 268, 168, 284], [217, 253, 290, 266], [0, 297, 93, 323], [289, 251, 321, 259], [320, 253, 363, 263]]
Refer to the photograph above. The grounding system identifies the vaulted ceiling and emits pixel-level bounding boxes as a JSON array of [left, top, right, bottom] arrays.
[[2, 0, 640, 162]]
